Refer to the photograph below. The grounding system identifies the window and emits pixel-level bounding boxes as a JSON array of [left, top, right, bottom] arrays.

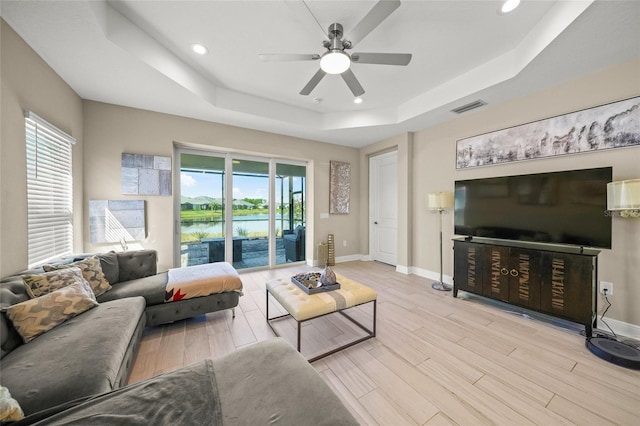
[[25, 110, 76, 267]]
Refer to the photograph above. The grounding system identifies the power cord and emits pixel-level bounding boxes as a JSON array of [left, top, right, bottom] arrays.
[[600, 289, 618, 339]]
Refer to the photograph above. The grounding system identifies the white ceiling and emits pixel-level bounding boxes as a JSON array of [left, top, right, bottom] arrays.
[[1, 1, 639, 147]]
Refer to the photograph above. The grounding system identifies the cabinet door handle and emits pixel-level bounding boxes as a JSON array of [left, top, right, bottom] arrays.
[[500, 268, 509, 275], [510, 269, 519, 277]]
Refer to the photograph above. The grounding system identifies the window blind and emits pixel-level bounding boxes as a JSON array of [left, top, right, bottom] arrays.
[[25, 110, 76, 267]]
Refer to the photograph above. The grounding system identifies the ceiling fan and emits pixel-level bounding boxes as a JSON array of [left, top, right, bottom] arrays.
[[259, 0, 412, 97]]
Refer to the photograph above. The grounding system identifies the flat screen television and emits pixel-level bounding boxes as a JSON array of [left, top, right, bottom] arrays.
[[454, 167, 612, 249]]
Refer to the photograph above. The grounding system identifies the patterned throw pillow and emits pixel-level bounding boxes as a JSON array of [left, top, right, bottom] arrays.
[[43, 256, 112, 297], [0, 386, 24, 422], [22, 267, 88, 298], [6, 280, 98, 343]]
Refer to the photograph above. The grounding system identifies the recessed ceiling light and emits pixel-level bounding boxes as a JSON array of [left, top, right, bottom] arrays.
[[191, 44, 208, 55], [353, 97, 363, 104], [501, 0, 520, 14]]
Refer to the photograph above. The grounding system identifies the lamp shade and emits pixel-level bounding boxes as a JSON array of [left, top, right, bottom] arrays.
[[607, 179, 640, 210], [427, 192, 454, 211]]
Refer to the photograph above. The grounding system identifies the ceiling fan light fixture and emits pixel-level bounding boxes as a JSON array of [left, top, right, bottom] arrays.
[[320, 50, 350, 74]]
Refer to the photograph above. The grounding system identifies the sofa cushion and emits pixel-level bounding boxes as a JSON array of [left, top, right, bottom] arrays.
[[5, 280, 98, 343], [44, 256, 112, 297], [97, 252, 119, 285], [0, 297, 146, 415], [0, 276, 31, 358], [22, 267, 86, 298], [116, 250, 157, 282], [97, 272, 168, 306]]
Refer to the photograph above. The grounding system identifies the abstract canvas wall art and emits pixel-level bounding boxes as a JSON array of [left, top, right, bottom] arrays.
[[89, 200, 145, 243], [329, 161, 351, 214], [456, 96, 640, 169], [122, 153, 172, 195]]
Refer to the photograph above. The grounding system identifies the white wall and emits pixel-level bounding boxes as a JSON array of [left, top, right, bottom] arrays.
[[409, 59, 640, 325], [82, 101, 361, 272], [0, 19, 83, 276]]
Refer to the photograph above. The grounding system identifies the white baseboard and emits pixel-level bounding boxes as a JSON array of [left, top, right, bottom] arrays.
[[409, 266, 453, 285], [395, 265, 410, 275], [335, 254, 367, 264], [595, 317, 640, 340], [335, 255, 410, 275], [310, 254, 368, 267]]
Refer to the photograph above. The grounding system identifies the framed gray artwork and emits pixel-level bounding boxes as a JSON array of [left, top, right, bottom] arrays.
[[122, 153, 172, 195], [456, 96, 640, 169], [329, 161, 350, 214], [89, 199, 145, 243]]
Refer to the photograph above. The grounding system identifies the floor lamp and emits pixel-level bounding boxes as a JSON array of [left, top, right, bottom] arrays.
[[428, 192, 454, 291]]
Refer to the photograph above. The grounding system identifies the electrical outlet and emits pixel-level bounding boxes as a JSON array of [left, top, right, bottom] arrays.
[[343, 240, 347, 247], [600, 281, 613, 295]]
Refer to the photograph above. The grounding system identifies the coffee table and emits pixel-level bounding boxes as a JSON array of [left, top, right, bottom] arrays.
[[266, 273, 377, 362]]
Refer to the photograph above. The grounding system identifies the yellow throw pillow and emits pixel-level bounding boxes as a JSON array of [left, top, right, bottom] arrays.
[[43, 256, 112, 297], [6, 280, 98, 343], [22, 267, 87, 298]]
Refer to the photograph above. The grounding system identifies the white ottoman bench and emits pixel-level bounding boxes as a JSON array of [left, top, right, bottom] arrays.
[[266, 273, 377, 362]]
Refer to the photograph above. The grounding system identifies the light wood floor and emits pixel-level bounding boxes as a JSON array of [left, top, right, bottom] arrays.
[[128, 261, 640, 425]]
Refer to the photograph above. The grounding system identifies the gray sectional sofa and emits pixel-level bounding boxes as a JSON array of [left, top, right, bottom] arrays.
[[1, 250, 358, 425], [0, 250, 239, 417], [12, 338, 359, 425]]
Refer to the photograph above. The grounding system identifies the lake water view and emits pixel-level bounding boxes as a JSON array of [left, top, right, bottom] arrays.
[[182, 214, 294, 236]]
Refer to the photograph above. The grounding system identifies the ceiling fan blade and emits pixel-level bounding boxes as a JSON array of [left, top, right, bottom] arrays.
[[300, 69, 326, 95], [351, 52, 412, 66], [341, 69, 365, 97], [346, 0, 401, 47], [259, 54, 320, 62]]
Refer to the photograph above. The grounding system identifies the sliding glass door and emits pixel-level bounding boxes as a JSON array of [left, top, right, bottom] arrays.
[[176, 150, 306, 270], [231, 158, 269, 268], [275, 163, 306, 265], [178, 154, 226, 267]]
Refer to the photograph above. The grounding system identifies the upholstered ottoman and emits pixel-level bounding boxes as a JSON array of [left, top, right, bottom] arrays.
[[266, 273, 377, 362]]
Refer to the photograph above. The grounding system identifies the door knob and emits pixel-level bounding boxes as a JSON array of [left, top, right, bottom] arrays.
[[374, 221, 378, 224]]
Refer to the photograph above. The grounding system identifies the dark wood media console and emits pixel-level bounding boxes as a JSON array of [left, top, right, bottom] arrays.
[[453, 238, 599, 337]]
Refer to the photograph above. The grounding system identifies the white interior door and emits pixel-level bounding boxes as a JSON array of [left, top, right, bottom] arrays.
[[370, 151, 397, 265]]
